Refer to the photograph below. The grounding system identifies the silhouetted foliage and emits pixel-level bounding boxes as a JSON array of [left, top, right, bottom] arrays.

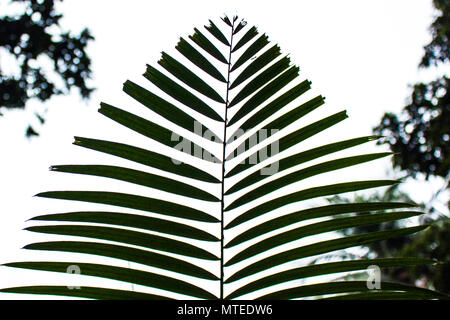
[[330, 0, 450, 293], [0, 0, 94, 136], [398, 219, 450, 293], [420, 0, 450, 68], [327, 185, 420, 258], [374, 0, 449, 180], [327, 187, 449, 294]]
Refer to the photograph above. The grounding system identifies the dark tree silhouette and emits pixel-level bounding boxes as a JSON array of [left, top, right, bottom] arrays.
[[374, 0, 449, 181], [0, 0, 94, 136]]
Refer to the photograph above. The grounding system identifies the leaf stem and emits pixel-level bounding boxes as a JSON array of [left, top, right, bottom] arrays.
[[220, 18, 235, 300]]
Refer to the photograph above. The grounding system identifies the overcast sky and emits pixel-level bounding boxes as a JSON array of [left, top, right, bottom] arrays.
[[0, 0, 447, 299]]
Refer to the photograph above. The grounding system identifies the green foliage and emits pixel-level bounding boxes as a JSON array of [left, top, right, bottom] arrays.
[[420, 0, 449, 68], [374, 77, 449, 179], [397, 219, 450, 293], [327, 186, 449, 294], [370, 0, 449, 293], [374, 0, 449, 180], [0, 0, 94, 136], [1, 15, 446, 300], [326, 185, 422, 257]]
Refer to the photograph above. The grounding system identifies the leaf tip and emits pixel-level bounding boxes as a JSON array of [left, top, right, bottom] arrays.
[[33, 192, 48, 198], [25, 216, 37, 222], [72, 137, 82, 146]]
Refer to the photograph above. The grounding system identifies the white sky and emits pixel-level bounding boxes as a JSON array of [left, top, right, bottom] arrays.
[[0, 0, 448, 299]]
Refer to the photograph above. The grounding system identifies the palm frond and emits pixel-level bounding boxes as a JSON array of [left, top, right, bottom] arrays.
[[2, 15, 446, 300]]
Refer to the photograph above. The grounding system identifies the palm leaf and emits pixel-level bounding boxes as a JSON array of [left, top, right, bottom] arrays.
[[0, 286, 170, 300], [226, 257, 437, 299], [3, 262, 215, 299], [257, 281, 448, 300], [29, 211, 218, 241], [2, 15, 446, 300]]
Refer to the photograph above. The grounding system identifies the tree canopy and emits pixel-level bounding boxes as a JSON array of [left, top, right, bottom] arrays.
[[0, 0, 94, 136], [373, 0, 449, 181], [331, 0, 450, 294]]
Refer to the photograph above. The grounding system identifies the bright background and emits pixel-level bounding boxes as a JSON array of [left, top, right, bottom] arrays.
[[0, 0, 447, 299]]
